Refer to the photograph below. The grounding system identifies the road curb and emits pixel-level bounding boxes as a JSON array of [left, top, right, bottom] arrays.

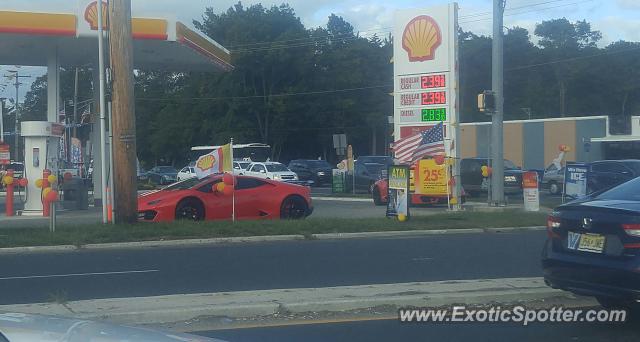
[[311, 197, 371, 202], [0, 226, 546, 254], [0, 277, 586, 327]]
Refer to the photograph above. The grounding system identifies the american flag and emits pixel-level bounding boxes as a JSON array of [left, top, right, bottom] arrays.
[[391, 132, 424, 164], [411, 122, 445, 162]]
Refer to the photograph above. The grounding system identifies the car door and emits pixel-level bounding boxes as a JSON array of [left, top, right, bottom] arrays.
[[461, 159, 484, 193], [354, 162, 371, 191], [196, 179, 233, 220], [234, 177, 271, 219]]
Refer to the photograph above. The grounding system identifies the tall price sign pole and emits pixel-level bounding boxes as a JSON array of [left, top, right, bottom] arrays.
[[490, 0, 506, 206], [392, 3, 461, 210]]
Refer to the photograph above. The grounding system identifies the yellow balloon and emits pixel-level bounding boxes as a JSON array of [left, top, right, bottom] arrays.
[[47, 175, 57, 184], [450, 197, 458, 205], [42, 187, 52, 199], [35, 178, 43, 188], [2, 176, 13, 186], [216, 182, 225, 192], [397, 214, 407, 222]]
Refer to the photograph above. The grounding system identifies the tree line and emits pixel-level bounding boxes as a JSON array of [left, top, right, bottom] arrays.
[[10, 2, 640, 167]]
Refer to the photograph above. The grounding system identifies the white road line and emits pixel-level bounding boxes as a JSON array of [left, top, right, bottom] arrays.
[[411, 257, 434, 261], [0, 269, 159, 281]]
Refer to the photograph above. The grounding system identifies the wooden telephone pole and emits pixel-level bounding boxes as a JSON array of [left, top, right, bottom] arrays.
[[108, 0, 137, 223]]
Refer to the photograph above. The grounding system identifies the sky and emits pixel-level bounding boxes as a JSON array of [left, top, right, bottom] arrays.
[[1, 0, 638, 102]]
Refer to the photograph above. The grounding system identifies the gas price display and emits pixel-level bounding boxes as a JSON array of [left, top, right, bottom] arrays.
[[421, 74, 446, 89], [421, 108, 446, 121], [421, 91, 447, 105], [398, 73, 447, 91]]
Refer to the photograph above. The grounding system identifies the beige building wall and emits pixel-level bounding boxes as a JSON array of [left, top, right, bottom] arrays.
[[459, 125, 477, 159], [504, 122, 523, 167], [544, 121, 576, 167]]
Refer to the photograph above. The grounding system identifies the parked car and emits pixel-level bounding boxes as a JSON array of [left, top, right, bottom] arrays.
[[542, 164, 565, 195], [177, 165, 197, 181], [138, 175, 312, 221], [233, 160, 251, 175], [588, 159, 640, 193], [354, 156, 394, 193], [288, 159, 332, 186], [146, 166, 178, 185], [459, 158, 525, 196], [242, 162, 298, 181], [543, 177, 640, 313]]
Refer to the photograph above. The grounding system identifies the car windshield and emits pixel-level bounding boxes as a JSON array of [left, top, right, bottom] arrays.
[[307, 160, 331, 168], [623, 161, 640, 174], [266, 164, 289, 172], [504, 160, 518, 169], [163, 177, 206, 190], [595, 177, 640, 201], [157, 166, 177, 174], [238, 162, 250, 169]]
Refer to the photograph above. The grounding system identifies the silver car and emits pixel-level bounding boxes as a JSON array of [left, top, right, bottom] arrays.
[[0, 313, 226, 342], [542, 164, 565, 195]]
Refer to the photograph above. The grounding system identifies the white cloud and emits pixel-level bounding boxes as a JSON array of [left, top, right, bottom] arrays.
[[616, 0, 640, 11]]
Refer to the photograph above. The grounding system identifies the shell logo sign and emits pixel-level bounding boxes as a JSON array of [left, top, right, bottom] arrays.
[[402, 15, 442, 62], [84, 1, 108, 30], [196, 154, 217, 172]]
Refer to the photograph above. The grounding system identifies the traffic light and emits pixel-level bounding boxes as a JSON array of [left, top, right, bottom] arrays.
[[477, 91, 496, 113]]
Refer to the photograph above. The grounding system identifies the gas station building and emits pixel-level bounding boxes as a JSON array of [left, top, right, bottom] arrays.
[[0, 1, 232, 215]]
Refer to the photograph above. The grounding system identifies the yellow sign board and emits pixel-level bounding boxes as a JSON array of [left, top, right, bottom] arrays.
[[389, 166, 409, 190], [414, 159, 448, 195]]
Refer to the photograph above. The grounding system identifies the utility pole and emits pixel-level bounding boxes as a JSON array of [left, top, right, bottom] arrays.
[[0, 97, 5, 143], [5, 71, 30, 162], [109, 0, 137, 223], [490, 0, 506, 206]]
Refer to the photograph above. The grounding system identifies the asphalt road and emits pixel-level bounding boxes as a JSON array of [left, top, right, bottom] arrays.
[[197, 318, 640, 342], [0, 231, 546, 305]]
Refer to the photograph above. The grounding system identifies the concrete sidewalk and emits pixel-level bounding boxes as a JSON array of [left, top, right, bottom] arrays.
[[0, 277, 591, 327]]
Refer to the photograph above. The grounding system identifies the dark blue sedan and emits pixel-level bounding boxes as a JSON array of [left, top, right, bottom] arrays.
[[543, 177, 640, 312]]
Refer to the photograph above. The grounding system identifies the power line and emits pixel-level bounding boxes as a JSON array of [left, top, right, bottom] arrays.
[[136, 84, 393, 102], [460, 0, 596, 24], [506, 45, 640, 71]]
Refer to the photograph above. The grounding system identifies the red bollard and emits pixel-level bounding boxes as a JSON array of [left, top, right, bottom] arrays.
[[42, 169, 51, 217], [5, 169, 14, 217]]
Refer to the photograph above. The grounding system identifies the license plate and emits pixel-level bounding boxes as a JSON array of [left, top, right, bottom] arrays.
[[567, 232, 605, 253]]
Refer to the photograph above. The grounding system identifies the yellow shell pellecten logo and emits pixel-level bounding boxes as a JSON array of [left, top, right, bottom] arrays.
[[402, 15, 442, 62], [196, 155, 216, 171], [85, 1, 109, 30]]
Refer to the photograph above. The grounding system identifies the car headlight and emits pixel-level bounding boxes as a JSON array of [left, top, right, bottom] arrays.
[[317, 171, 325, 176], [273, 175, 281, 180], [294, 174, 299, 180]]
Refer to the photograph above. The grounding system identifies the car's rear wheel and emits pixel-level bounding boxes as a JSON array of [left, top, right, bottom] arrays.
[[549, 181, 560, 195], [280, 195, 308, 219], [175, 198, 205, 221], [372, 186, 385, 206]]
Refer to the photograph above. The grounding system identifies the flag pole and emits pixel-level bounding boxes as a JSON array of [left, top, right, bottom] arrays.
[[443, 123, 451, 210], [230, 137, 235, 222]]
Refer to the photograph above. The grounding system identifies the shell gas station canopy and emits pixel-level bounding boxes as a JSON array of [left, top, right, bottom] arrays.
[[0, 1, 233, 71]]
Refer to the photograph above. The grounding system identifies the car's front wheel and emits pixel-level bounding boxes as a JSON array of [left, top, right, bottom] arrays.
[[548, 181, 560, 195], [175, 198, 205, 221], [280, 195, 308, 219]]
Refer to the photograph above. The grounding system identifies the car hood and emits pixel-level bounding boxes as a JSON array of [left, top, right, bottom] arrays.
[[0, 313, 226, 341], [138, 189, 186, 208]]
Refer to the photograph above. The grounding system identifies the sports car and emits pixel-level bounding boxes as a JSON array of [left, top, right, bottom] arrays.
[[137, 174, 313, 222]]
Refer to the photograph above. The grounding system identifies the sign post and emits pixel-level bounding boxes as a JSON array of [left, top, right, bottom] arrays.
[[386, 165, 410, 221], [564, 162, 589, 202], [393, 3, 460, 209], [522, 171, 539, 211]]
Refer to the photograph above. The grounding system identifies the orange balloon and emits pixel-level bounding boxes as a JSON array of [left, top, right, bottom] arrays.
[[18, 178, 28, 187], [222, 184, 234, 196], [45, 190, 59, 202], [223, 173, 234, 186], [434, 155, 445, 165]]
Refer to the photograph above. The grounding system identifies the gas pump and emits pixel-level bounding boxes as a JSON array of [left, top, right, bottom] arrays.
[[20, 121, 63, 215]]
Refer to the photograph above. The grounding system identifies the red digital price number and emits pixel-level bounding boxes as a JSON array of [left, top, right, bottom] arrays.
[[421, 74, 446, 89], [421, 91, 447, 105]]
